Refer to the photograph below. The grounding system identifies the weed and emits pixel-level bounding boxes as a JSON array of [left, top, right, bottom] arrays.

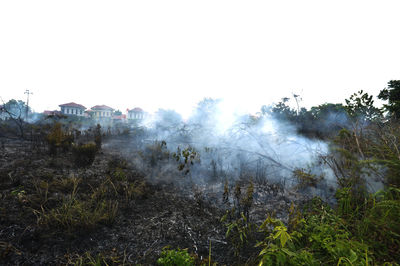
[[46, 122, 73, 155], [35, 198, 118, 234], [221, 211, 255, 257], [157, 247, 195, 266]]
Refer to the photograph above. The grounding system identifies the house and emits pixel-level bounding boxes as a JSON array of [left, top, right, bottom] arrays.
[[59, 102, 86, 116], [127, 107, 144, 120], [112, 114, 127, 123], [43, 110, 61, 116], [91, 105, 114, 119]]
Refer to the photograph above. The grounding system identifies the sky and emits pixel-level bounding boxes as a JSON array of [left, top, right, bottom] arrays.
[[1, 0, 399, 118]]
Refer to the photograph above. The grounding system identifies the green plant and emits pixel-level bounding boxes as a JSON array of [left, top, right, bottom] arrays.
[[292, 168, 322, 190], [123, 180, 147, 203], [11, 186, 27, 204], [221, 211, 255, 257], [113, 167, 127, 181], [172, 146, 200, 176], [256, 200, 372, 266], [35, 198, 118, 234], [157, 247, 195, 266], [46, 122, 73, 154], [356, 187, 400, 262]]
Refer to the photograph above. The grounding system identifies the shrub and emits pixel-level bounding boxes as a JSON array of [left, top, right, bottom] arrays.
[[157, 247, 195, 266], [36, 198, 118, 234], [72, 143, 97, 168], [256, 203, 371, 266], [46, 123, 73, 154]]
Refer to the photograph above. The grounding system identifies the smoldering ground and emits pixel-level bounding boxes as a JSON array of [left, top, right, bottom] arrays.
[[113, 98, 337, 203]]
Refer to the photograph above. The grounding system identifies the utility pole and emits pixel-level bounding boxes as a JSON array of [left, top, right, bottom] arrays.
[[292, 93, 301, 115], [24, 89, 33, 120]]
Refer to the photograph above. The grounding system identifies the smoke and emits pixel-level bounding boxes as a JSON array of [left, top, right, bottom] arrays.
[[136, 98, 335, 197]]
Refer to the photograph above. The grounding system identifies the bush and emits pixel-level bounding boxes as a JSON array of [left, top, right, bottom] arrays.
[[257, 200, 371, 266], [36, 198, 118, 234], [72, 143, 97, 167], [46, 123, 73, 154], [157, 247, 195, 266]]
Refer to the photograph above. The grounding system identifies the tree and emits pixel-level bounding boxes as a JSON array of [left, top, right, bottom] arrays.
[[2, 99, 30, 120], [378, 80, 400, 119], [345, 90, 382, 121], [0, 99, 30, 138]]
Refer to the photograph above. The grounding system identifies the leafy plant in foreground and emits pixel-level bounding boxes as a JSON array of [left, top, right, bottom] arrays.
[[157, 247, 195, 266]]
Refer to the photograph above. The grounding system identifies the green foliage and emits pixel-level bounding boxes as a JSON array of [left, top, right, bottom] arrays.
[[157, 247, 195, 266], [144, 140, 170, 167], [378, 80, 400, 118], [72, 143, 98, 167], [356, 187, 400, 262], [46, 123, 74, 154], [240, 181, 254, 220], [256, 201, 371, 266], [345, 90, 382, 121], [293, 168, 322, 189], [172, 146, 200, 176], [35, 198, 118, 234], [221, 211, 255, 257]]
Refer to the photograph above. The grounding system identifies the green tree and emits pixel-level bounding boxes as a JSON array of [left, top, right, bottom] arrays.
[[345, 90, 382, 121], [378, 80, 400, 118]]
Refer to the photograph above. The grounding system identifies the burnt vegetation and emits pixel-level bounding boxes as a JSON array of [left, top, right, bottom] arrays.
[[1, 80, 400, 265]]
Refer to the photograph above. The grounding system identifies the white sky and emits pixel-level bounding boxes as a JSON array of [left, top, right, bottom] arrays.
[[1, 0, 399, 118]]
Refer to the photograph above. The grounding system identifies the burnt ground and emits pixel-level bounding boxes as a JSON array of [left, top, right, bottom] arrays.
[[0, 138, 302, 265]]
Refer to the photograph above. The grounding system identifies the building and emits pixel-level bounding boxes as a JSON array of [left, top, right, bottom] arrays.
[[59, 102, 86, 116], [91, 105, 114, 119], [43, 110, 61, 116], [127, 107, 144, 120], [112, 114, 127, 123]]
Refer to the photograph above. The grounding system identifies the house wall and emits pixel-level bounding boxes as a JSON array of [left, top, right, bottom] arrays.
[[93, 110, 112, 118], [128, 111, 144, 120], [61, 107, 85, 116]]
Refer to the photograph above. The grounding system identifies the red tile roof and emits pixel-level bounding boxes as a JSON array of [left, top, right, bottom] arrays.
[[43, 110, 61, 115], [91, 105, 114, 111], [59, 102, 86, 109], [128, 107, 143, 112], [113, 114, 126, 120]]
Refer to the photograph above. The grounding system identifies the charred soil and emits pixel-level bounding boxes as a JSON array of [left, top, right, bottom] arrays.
[[1, 138, 295, 265]]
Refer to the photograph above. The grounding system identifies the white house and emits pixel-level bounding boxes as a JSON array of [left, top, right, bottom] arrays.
[[127, 107, 144, 120], [91, 105, 114, 119], [59, 102, 86, 116]]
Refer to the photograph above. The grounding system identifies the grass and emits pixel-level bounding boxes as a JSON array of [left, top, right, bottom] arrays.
[[35, 198, 118, 234]]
